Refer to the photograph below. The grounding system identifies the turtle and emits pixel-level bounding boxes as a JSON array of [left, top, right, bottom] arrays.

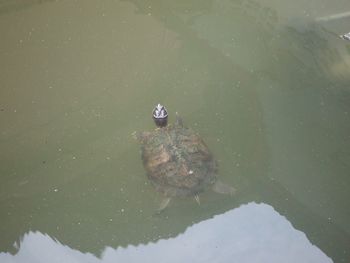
[[133, 104, 235, 212]]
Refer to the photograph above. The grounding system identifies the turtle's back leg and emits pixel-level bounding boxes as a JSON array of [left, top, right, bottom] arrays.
[[212, 180, 236, 195], [155, 197, 171, 214]]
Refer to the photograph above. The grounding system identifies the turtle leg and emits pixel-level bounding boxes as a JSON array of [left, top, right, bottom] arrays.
[[194, 194, 200, 205], [212, 180, 236, 195], [156, 197, 171, 214]]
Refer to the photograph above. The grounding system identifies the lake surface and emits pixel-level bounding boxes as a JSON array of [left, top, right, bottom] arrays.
[[0, 0, 349, 262]]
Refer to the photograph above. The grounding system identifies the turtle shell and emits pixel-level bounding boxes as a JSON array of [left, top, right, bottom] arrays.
[[138, 119, 218, 197]]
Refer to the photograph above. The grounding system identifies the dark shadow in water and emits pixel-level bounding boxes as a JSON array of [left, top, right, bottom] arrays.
[[255, 21, 350, 263], [0, 0, 55, 16]]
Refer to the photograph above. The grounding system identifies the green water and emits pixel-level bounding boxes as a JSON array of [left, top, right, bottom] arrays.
[[0, 0, 349, 262]]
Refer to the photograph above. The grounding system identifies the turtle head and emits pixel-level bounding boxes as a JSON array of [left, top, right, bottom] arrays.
[[152, 103, 168, 128]]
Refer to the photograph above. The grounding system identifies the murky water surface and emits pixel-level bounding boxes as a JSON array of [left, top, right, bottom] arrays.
[[0, 0, 349, 262]]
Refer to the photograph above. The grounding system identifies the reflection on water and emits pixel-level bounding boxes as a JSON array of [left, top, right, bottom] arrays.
[[0, 203, 332, 263]]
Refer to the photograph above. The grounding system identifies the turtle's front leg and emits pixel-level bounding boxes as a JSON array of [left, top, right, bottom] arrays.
[[132, 131, 151, 142]]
